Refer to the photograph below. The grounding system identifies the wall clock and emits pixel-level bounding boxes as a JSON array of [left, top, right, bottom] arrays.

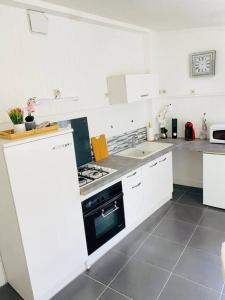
[[190, 50, 216, 77]]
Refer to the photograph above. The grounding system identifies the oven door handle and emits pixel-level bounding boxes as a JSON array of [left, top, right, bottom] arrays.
[[84, 193, 123, 218], [102, 202, 119, 218]]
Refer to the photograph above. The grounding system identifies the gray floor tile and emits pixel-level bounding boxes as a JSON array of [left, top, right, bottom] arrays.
[[137, 201, 173, 233], [113, 227, 149, 257], [172, 190, 185, 202], [174, 184, 191, 191], [188, 225, 225, 256], [177, 190, 203, 207], [52, 274, 105, 300], [153, 218, 195, 245], [0, 284, 22, 300], [110, 258, 170, 300], [99, 288, 131, 300], [158, 274, 220, 300], [134, 235, 184, 271], [188, 186, 203, 194], [174, 247, 224, 292], [165, 204, 205, 224], [85, 250, 129, 285], [200, 208, 225, 232]]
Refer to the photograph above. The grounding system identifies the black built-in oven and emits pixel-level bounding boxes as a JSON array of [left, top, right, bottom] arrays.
[[82, 181, 125, 255]]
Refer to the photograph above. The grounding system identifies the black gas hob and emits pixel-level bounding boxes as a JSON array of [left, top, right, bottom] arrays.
[[78, 164, 116, 187]]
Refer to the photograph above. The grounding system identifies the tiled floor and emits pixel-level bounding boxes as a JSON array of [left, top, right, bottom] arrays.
[[1, 185, 225, 300]]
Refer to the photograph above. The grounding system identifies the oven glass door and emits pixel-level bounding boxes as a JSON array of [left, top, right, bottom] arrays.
[[84, 194, 125, 255]]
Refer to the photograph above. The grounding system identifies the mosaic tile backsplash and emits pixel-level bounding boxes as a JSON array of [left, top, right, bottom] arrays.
[[107, 127, 147, 155]]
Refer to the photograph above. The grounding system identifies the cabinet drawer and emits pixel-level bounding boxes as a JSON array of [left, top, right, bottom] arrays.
[[157, 152, 171, 164], [122, 168, 142, 186], [142, 158, 158, 177]]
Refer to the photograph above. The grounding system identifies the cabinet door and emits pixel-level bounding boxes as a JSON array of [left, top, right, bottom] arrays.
[[142, 158, 160, 215], [4, 133, 87, 299], [126, 74, 158, 103], [125, 75, 143, 103], [123, 177, 143, 228], [157, 152, 173, 203], [204, 153, 225, 209]]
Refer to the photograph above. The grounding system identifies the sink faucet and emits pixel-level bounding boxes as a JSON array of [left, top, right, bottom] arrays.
[[130, 135, 137, 148]]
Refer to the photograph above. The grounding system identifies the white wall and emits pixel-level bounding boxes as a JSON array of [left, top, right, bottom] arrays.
[[0, 258, 5, 287], [0, 4, 153, 136], [151, 28, 225, 187], [0, 4, 154, 286]]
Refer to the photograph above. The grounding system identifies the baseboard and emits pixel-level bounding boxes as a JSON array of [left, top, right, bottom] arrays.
[[174, 177, 203, 188]]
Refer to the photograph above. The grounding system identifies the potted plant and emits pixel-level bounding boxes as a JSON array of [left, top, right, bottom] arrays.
[[25, 97, 36, 131], [8, 107, 25, 132], [157, 104, 172, 139]]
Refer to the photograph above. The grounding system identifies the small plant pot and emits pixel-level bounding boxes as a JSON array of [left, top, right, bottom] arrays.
[[25, 121, 36, 131], [14, 124, 25, 133]]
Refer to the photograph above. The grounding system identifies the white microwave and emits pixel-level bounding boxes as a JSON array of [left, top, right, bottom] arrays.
[[210, 124, 225, 144]]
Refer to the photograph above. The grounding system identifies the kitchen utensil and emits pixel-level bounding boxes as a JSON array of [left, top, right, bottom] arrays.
[[91, 134, 109, 161]]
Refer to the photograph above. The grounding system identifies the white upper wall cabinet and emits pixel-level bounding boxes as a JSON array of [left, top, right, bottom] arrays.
[[107, 74, 159, 104]]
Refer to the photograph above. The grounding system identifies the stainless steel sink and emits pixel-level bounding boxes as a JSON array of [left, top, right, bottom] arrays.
[[116, 142, 173, 159]]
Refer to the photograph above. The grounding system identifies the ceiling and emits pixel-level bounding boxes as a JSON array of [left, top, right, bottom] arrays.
[[43, 0, 225, 31]]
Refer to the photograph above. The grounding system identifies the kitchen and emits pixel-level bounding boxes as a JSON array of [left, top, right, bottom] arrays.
[[1, 1, 225, 300]]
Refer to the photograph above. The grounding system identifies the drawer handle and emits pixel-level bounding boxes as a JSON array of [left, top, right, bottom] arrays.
[[149, 162, 158, 168], [52, 143, 72, 150], [132, 182, 141, 189], [159, 157, 167, 163], [140, 94, 149, 97], [127, 171, 137, 178]]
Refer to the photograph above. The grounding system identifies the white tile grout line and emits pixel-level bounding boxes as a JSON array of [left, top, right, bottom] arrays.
[[155, 206, 209, 300], [173, 273, 221, 295], [173, 190, 187, 203], [83, 273, 132, 299], [95, 202, 176, 300], [220, 283, 225, 300]]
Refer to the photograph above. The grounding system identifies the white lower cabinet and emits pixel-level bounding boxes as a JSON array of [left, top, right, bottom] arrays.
[[122, 170, 143, 228], [142, 152, 173, 217], [122, 152, 173, 229], [203, 153, 225, 209], [142, 158, 160, 215], [157, 152, 173, 203]]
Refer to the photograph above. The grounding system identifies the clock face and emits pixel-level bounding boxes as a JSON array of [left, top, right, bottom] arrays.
[[190, 51, 216, 77]]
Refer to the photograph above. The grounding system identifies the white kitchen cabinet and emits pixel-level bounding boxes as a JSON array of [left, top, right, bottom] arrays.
[[203, 153, 225, 209], [142, 157, 160, 214], [0, 130, 87, 300], [142, 152, 173, 217], [157, 152, 173, 203], [107, 74, 159, 104], [122, 169, 143, 228]]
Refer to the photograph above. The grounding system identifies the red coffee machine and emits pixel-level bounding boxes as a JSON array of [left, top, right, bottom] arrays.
[[185, 122, 196, 141]]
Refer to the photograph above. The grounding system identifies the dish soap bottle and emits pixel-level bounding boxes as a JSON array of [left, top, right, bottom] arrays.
[[147, 122, 154, 142]]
